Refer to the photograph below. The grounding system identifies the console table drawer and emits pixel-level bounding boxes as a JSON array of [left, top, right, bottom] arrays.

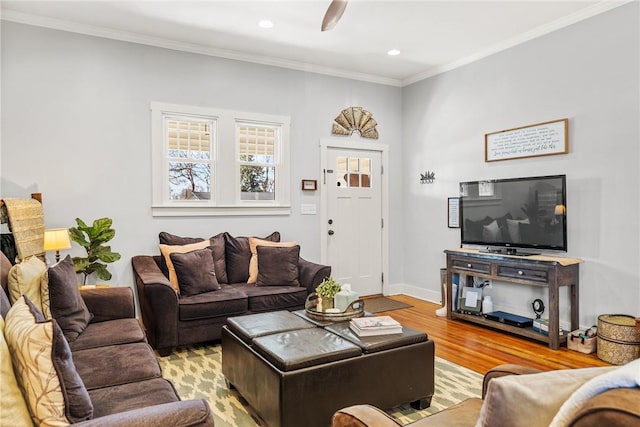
[[497, 265, 548, 283], [451, 259, 491, 274]]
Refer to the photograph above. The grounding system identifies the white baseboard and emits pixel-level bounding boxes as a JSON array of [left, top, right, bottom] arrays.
[[384, 282, 441, 304]]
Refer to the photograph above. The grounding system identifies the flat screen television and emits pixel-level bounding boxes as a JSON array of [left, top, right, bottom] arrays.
[[459, 175, 567, 254]]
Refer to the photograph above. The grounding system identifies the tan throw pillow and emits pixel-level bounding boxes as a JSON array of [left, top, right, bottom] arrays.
[[0, 315, 32, 426], [8, 255, 51, 318], [475, 366, 615, 427], [248, 237, 298, 284], [5, 296, 93, 426], [159, 240, 212, 293]]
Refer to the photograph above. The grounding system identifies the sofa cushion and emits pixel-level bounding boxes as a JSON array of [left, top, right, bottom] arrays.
[[0, 315, 32, 426], [171, 247, 221, 296], [242, 285, 308, 312], [208, 232, 228, 284], [178, 286, 249, 321], [225, 232, 280, 284], [7, 255, 51, 318], [88, 377, 179, 419], [5, 296, 93, 424], [73, 342, 162, 390], [48, 255, 93, 342], [256, 245, 301, 287], [69, 318, 146, 351], [248, 238, 298, 284], [159, 240, 212, 293], [477, 366, 614, 427]]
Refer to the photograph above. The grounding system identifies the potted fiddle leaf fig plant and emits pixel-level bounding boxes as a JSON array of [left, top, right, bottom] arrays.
[[69, 217, 121, 285]]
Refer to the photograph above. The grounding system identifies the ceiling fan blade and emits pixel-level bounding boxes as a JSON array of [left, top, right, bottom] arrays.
[[321, 0, 348, 32]]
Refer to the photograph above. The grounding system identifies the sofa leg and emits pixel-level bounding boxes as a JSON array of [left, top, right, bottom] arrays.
[[157, 347, 172, 357], [410, 396, 432, 410]]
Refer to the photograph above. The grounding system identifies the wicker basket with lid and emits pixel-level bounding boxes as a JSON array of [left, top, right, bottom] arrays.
[[597, 314, 640, 365]]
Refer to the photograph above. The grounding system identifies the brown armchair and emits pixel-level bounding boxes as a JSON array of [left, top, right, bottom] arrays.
[[332, 364, 640, 427]]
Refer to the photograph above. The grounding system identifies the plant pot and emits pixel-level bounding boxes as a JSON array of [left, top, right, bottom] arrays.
[[321, 297, 334, 311]]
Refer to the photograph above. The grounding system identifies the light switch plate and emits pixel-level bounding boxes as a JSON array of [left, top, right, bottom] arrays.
[[301, 204, 317, 215]]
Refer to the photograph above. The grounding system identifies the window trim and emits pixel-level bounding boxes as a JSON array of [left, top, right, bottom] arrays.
[[151, 102, 291, 216]]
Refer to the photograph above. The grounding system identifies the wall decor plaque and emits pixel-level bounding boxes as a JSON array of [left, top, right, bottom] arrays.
[[331, 106, 379, 139], [485, 118, 568, 162]]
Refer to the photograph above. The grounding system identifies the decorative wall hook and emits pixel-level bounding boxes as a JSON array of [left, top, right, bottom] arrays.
[[420, 171, 435, 184]]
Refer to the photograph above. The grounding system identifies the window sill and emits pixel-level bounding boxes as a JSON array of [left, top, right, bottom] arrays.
[[151, 204, 291, 217]]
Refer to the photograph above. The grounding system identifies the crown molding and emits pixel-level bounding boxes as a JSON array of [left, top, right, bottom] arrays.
[[1, 9, 404, 87], [402, 0, 632, 87], [2, 1, 629, 89]]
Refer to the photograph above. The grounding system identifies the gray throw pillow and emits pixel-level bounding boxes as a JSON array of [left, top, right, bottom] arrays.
[[170, 248, 221, 296], [256, 245, 300, 287], [225, 232, 280, 284], [47, 255, 93, 342], [158, 232, 205, 245], [208, 232, 228, 284]]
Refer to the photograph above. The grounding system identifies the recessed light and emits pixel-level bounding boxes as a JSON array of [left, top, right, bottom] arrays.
[[258, 19, 274, 29], [387, 49, 401, 56]]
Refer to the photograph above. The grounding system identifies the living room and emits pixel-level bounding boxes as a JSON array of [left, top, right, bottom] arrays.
[[1, 1, 639, 426]]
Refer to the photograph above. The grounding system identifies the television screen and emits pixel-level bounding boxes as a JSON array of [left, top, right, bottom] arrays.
[[460, 175, 567, 253]]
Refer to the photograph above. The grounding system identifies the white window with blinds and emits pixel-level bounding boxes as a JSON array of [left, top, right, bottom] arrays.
[[151, 102, 291, 216]]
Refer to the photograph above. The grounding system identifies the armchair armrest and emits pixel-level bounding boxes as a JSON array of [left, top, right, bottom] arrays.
[[332, 404, 401, 427], [482, 364, 543, 397], [80, 287, 135, 322], [298, 257, 331, 294], [74, 399, 215, 427], [132, 255, 179, 352], [572, 387, 640, 426]]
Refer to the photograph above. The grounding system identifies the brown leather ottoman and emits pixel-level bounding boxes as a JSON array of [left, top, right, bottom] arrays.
[[222, 311, 435, 427]]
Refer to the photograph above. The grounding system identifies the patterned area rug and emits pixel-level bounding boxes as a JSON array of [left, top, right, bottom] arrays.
[[158, 343, 482, 426]]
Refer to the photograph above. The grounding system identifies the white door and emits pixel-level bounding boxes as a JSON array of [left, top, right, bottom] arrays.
[[324, 147, 383, 296]]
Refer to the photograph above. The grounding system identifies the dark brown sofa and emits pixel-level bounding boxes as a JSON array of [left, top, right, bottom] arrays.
[[132, 231, 331, 356], [331, 364, 640, 427], [1, 251, 215, 426]]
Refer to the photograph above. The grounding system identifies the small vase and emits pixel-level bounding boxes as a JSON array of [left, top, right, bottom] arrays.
[[321, 297, 334, 312]]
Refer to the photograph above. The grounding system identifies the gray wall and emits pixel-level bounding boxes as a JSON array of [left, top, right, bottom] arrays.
[[400, 3, 639, 327], [2, 2, 639, 328], [0, 22, 403, 285]]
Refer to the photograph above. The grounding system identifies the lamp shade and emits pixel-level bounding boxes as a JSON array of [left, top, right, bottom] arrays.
[[554, 205, 566, 216], [43, 228, 72, 252]]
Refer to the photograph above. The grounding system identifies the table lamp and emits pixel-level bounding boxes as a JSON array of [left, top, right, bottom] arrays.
[[43, 228, 71, 263]]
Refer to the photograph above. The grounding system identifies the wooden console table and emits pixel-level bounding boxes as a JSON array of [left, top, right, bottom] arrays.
[[444, 249, 581, 350]]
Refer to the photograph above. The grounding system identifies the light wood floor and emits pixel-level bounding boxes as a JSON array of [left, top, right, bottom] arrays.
[[378, 295, 609, 375]]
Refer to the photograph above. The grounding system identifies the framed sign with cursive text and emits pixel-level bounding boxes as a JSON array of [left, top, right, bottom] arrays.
[[485, 118, 568, 162]]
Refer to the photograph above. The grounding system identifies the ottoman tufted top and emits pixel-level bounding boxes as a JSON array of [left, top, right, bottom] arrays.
[[253, 328, 362, 371], [226, 310, 316, 344]]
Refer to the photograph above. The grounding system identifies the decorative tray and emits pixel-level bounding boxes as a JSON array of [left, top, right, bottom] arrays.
[[304, 293, 364, 322]]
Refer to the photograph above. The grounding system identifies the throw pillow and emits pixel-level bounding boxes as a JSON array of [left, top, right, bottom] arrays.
[[256, 245, 301, 287], [248, 237, 298, 284], [0, 315, 32, 426], [158, 232, 205, 246], [48, 255, 93, 342], [170, 248, 221, 296], [159, 240, 212, 293], [225, 232, 280, 284], [208, 232, 228, 284], [475, 366, 614, 427], [507, 218, 529, 243], [5, 296, 93, 425], [7, 255, 51, 318], [482, 220, 502, 242]]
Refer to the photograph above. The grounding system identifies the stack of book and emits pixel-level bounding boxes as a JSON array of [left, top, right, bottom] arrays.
[[349, 316, 402, 337]]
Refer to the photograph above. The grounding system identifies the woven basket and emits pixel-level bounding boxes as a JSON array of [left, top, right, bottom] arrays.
[[597, 314, 640, 365]]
